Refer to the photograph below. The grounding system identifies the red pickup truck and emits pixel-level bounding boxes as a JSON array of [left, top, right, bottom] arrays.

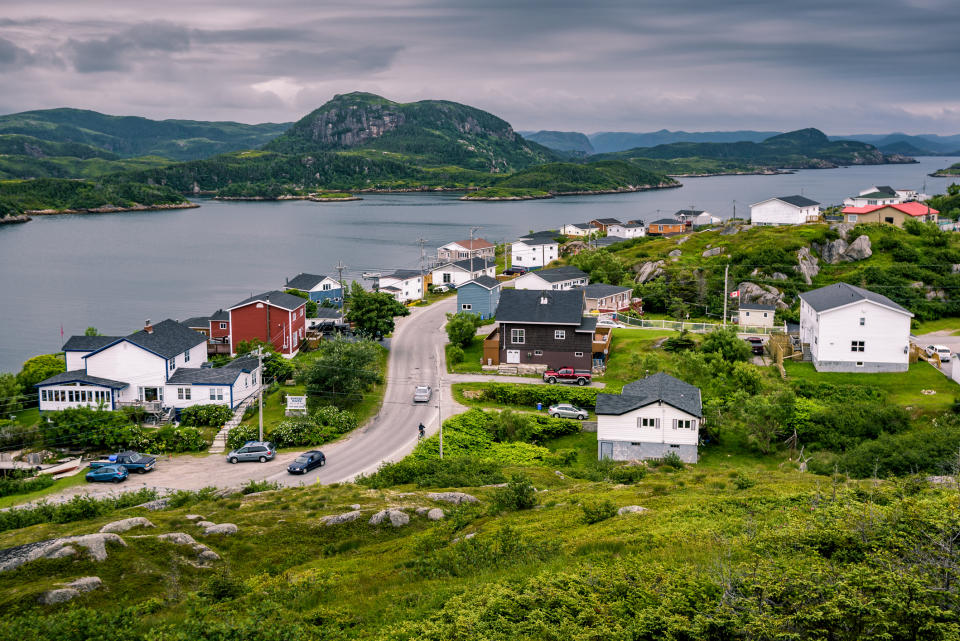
[[542, 367, 592, 386]]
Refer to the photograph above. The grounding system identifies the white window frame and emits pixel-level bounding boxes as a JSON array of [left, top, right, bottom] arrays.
[[554, 329, 566, 340], [851, 340, 865, 353], [169, 358, 176, 371], [637, 417, 657, 428], [461, 304, 473, 311], [511, 328, 525, 344], [184, 349, 190, 363], [220, 322, 227, 329], [574, 351, 584, 358], [178, 387, 191, 400], [534, 350, 543, 356]]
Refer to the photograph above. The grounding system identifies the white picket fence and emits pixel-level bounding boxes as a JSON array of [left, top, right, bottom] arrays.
[[611, 314, 786, 335]]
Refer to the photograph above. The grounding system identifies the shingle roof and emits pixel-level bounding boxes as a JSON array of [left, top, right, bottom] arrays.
[[209, 309, 229, 322], [61, 335, 120, 352], [124, 319, 209, 359], [592, 218, 622, 225], [799, 282, 912, 316], [312, 307, 343, 319], [286, 273, 332, 290], [581, 283, 631, 299], [777, 195, 820, 207], [596, 372, 702, 417], [594, 236, 630, 247], [166, 355, 259, 385], [576, 316, 598, 333], [875, 185, 897, 195], [495, 289, 585, 325], [517, 231, 558, 246], [445, 238, 494, 250], [841, 202, 938, 217], [527, 266, 588, 283], [381, 285, 401, 292], [229, 290, 307, 312], [650, 218, 683, 225], [35, 370, 128, 389], [739, 302, 776, 311], [181, 317, 210, 329], [383, 269, 421, 281], [566, 223, 594, 230], [856, 191, 899, 199], [461, 275, 501, 290], [438, 258, 496, 272], [675, 209, 705, 216]]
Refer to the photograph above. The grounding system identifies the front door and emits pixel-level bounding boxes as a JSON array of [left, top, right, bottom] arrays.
[[506, 350, 520, 364], [599, 441, 613, 460]]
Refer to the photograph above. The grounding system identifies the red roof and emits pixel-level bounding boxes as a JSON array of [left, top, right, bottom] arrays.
[[450, 238, 494, 249], [841, 202, 939, 217]]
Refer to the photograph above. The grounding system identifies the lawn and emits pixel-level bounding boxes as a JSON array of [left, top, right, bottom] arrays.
[[783, 360, 960, 412], [913, 316, 960, 335], [0, 472, 88, 510], [598, 328, 684, 384], [447, 336, 484, 373], [451, 383, 596, 418]]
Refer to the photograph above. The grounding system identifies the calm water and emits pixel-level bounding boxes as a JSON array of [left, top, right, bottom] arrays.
[[1, 156, 957, 372]]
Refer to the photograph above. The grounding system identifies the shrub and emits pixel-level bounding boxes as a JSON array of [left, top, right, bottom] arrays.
[[447, 345, 465, 364], [492, 474, 538, 511], [0, 470, 55, 498], [357, 457, 506, 489], [732, 473, 756, 490], [144, 425, 208, 453], [661, 452, 685, 470], [226, 423, 260, 450], [314, 405, 358, 435], [477, 383, 600, 409], [201, 569, 244, 601], [0, 488, 158, 534], [180, 404, 233, 428], [446, 312, 482, 348], [581, 499, 618, 524], [41, 407, 145, 451], [241, 479, 280, 494], [608, 464, 647, 484]]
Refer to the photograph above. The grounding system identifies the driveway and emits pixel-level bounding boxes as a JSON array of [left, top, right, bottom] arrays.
[[912, 331, 958, 377]]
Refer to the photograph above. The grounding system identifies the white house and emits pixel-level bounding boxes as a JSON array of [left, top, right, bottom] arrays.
[[379, 269, 423, 303], [513, 266, 588, 291], [580, 283, 633, 313], [430, 258, 496, 288], [560, 223, 596, 237], [437, 238, 495, 262], [596, 373, 702, 463], [37, 319, 261, 415], [606, 221, 646, 238], [676, 209, 722, 227], [738, 303, 776, 329], [799, 282, 913, 373], [750, 195, 821, 225], [843, 186, 905, 208], [511, 232, 559, 269]]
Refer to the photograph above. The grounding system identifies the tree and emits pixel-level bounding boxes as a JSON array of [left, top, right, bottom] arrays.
[[700, 328, 751, 362], [285, 288, 318, 317], [17, 354, 65, 389], [445, 312, 481, 348], [345, 281, 409, 338], [0, 373, 22, 415], [570, 249, 626, 284], [298, 336, 383, 407], [736, 389, 796, 454], [84, 326, 101, 336]]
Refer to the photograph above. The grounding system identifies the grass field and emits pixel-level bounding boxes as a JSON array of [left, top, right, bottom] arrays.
[[598, 328, 683, 384], [913, 316, 960, 335], [447, 336, 485, 373], [0, 473, 88, 510]]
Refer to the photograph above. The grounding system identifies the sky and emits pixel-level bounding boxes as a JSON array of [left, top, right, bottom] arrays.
[[1, 0, 959, 134]]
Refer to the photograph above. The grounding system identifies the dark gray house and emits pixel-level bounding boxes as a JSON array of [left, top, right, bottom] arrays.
[[494, 289, 595, 370]]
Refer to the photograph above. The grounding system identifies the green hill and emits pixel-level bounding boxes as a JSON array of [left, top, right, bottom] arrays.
[[494, 159, 677, 193], [0, 178, 191, 216], [522, 130, 595, 154]]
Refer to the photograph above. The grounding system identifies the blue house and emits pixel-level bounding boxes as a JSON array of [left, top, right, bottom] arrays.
[[456, 275, 501, 319], [285, 273, 343, 308]]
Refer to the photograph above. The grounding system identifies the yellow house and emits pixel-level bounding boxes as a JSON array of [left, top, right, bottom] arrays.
[[841, 202, 938, 228]]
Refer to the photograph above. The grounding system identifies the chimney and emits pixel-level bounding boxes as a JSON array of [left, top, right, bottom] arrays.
[[540, 295, 549, 305], [144, 319, 153, 334]]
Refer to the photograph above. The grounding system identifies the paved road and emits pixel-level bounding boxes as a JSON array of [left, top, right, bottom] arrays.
[[912, 332, 958, 378]]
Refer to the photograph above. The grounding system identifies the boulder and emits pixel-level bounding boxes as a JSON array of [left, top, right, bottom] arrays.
[[676, 235, 689, 245], [321, 510, 363, 526], [617, 505, 648, 516], [668, 249, 682, 258], [203, 523, 238, 536], [137, 498, 170, 511], [369, 509, 410, 527], [720, 225, 741, 236], [195, 521, 216, 529], [64, 576, 102, 592], [771, 272, 788, 281], [702, 247, 724, 258], [427, 492, 478, 505], [795, 247, 820, 285], [427, 508, 445, 521], [843, 234, 872, 261], [415, 507, 429, 516], [349, 504, 362, 510], [952, 264, 960, 274], [152, 532, 220, 563], [633, 260, 664, 284], [737, 282, 788, 310], [184, 514, 204, 521], [0, 534, 126, 572], [816, 238, 849, 264], [830, 223, 854, 240], [99, 517, 154, 534], [38, 588, 80, 604]]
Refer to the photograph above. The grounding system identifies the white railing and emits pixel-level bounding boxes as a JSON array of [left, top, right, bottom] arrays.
[[612, 314, 786, 335]]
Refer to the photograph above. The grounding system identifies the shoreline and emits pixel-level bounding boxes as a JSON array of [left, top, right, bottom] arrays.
[[460, 182, 681, 201], [0, 214, 32, 225], [24, 202, 200, 216], [213, 194, 362, 202]]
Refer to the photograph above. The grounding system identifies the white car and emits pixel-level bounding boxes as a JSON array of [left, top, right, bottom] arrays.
[[596, 318, 620, 328], [413, 385, 433, 402], [926, 345, 952, 363]]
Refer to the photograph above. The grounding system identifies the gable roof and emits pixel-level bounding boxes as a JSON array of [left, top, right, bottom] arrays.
[[799, 282, 912, 316], [650, 218, 683, 226], [124, 319, 209, 359], [435, 258, 496, 273], [581, 283, 631, 299], [209, 309, 229, 322], [856, 191, 900, 200], [739, 302, 776, 311], [165, 355, 260, 385], [516, 234, 558, 247], [591, 218, 621, 225], [461, 275, 501, 290], [675, 209, 705, 216], [524, 266, 588, 283], [443, 238, 494, 250], [61, 335, 120, 352], [286, 273, 333, 290], [181, 316, 210, 329], [594, 236, 630, 247], [761, 195, 820, 208], [841, 202, 939, 217], [495, 289, 585, 325], [229, 290, 307, 312], [565, 223, 595, 230], [382, 269, 422, 281], [35, 370, 128, 389], [596, 372, 702, 417], [875, 185, 897, 195]]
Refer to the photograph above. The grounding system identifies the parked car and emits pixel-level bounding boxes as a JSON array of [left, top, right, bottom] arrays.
[[926, 344, 952, 363], [503, 266, 528, 275], [596, 318, 620, 328], [432, 285, 450, 293], [86, 464, 128, 484], [413, 385, 433, 402], [88, 451, 156, 474], [287, 450, 326, 474], [745, 337, 764, 355], [543, 367, 592, 386], [548, 403, 588, 420], [227, 441, 276, 464]]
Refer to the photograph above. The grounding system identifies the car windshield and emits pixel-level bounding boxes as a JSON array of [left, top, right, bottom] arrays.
[[295, 456, 309, 463], [125, 453, 141, 462], [416, 386, 429, 392]]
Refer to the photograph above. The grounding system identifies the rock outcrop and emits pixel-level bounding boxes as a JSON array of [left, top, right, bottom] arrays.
[[0, 534, 126, 573], [795, 247, 820, 285], [321, 511, 363, 526], [633, 260, 664, 284], [813, 235, 872, 265], [99, 517, 154, 534], [38, 576, 103, 605], [844, 235, 873, 261], [152, 532, 221, 562], [737, 282, 789, 309], [830, 223, 854, 240], [203, 523, 238, 536], [702, 247, 725, 257], [427, 492, 478, 505], [427, 508, 445, 521], [617, 505, 648, 516], [369, 509, 410, 527], [137, 498, 170, 511]]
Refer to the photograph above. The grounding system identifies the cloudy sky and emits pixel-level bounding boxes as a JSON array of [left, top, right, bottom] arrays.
[[1, 0, 958, 134]]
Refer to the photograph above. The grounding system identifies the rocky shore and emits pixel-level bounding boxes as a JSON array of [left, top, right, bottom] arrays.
[[0, 215, 32, 225], [25, 202, 200, 216]]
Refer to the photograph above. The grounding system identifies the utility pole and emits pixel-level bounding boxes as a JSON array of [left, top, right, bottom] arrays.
[[469, 226, 481, 279], [722, 263, 729, 327], [256, 347, 264, 441], [417, 238, 427, 300], [336, 260, 346, 317], [438, 377, 443, 459]]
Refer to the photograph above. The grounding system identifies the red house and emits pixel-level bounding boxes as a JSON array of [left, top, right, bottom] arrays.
[[228, 291, 307, 356]]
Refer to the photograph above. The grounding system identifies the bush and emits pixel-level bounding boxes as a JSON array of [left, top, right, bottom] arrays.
[[581, 499, 618, 524], [0, 470, 54, 498], [661, 452, 685, 470], [492, 474, 538, 511], [41, 407, 145, 451], [732, 473, 756, 490], [446, 313, 482, 348], [226, 423, 260, 450], [179, 404, 233, 428], [144, 425, 208, 453], [817, 420, 960, 478], [241, 479, 280, 494], [357, 457, 506, 489], [201, 569, 245, 601], [477, 383, 600, 409], [0, 488, 158, 534], [447, 345, 465, 364]]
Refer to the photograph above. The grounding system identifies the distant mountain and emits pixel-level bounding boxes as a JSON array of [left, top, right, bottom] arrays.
[[521, 131, 594, 154], [0, 133, 172, 180], [589, 129, 781, 154], [264, 92, 556, 172], [830, 133, 960, 156], [0, 108, 290, 161]]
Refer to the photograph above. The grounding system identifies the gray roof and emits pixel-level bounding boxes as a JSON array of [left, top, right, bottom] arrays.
[[581, 283, 631, 299], [576, 316, 598, 333], [313, 307, 343, 319], [528, 266, 588, 283], [383, 269, 421, 280], [592, 218, 621, 225], [739, 302, 776, 311], [181, 316, 210, 329], [209, 309, 229, 322], [381, 285, 401, 292], [798, 282, 912, 316], [230, 290, 307, 312], [461, 275, 501, 290], [495, 289, 585, 325], [856, 191, 897, 199], [777, 195, 820, 207], [286, 273, 332, 290], [675, 209, 705, 216], [875, 185, 897, 195], [517, 231, 558, 246], [124, 319, 209, 359], [567, 223, 594, 230], [650, 218, 683, 226], [36, 370, 128, 389], [596, 372, 702, 418], [619, 222, 645, 228], [595, 236, 630, 247], [440, 258, 496, 272], [166, 355, 259, 385], [61, 335, 119, 352]]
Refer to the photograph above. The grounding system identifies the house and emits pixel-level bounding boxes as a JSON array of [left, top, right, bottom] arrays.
[[840, 202, 939, 227], [511, 232, 559, 269], [798, 282, 913, 373], [182, 317, 210, 337], [228, 290, 307, 356], [590, 218, 622, 233], [493, 289, 595, 370], [738, 303, 776, 329], [647, 218, 686, 235], [208, 309, 230, 354], [594, 236, 631, 248], [580, 283, 633, 313], [676, 209, 722, 227], [843, 186, 905, 208], [437, 238, 496, 263], [595, 372, 702, 463], [514, 266, 589, 291], [606, 221, 646, 238], [379, 269, 424, 303], [456, 275, 502, 319], [750, 195, 821, 225], [430, 258, 496, 289], [560, 223, 596, 237], [37, 319, 261, 415], [284, 273, 343, 307]]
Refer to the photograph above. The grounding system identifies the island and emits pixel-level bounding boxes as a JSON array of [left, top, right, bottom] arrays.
[[932, 163, 960, 177]]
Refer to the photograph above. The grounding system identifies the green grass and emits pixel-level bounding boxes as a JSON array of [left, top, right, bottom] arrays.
[[912, 316, 960, 335], [451, 383, 596, 418], [446, 337, 485, 373], [598, 329, 681, 384], [0, 473, 88, 510], [783, 360, 959, 412], [461, 187, 552, 200]]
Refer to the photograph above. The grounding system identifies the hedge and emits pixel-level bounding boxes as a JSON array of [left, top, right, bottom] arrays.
[[478, 383, 601, 409]]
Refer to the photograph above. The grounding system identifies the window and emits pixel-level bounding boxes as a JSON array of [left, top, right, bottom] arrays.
[[169, 358, 176, 371], [637, 417, 657, 428], [851, 340, 865, 352], [209, 388, 223, 401], [178, 387, 191, 400], [762, 312, 768, 318], [461, 304, 472, 311], [511, 329, 525, 344], [673, 419, 694, 429], [184, 349, 190, 363], [554, 330, 566, 340], [534, 350, 543, 356], [574, 351, 584, 358], [856, 362, 864, 367], [443, 273, 452, 283], [41, 390, 47, 402], [859, 317, 865, 326], [322, 283, 331, 290], [220, 322, 227, 329]]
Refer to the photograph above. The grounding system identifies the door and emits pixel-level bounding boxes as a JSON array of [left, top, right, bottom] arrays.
[[599, 442, 613, 460], [506, 350, 520, 364]]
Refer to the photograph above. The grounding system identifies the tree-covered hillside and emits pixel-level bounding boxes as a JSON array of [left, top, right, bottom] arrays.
[[522, 130, 595, 154], [495, 159, 678, 192], [0, 178, 190, 216]]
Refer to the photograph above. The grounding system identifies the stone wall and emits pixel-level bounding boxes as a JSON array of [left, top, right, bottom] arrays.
[[813, 360, 908, 373], [599, 440, 698, 464]]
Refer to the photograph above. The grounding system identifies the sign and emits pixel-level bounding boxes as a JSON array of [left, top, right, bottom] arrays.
[[285, 395, 307, 416]]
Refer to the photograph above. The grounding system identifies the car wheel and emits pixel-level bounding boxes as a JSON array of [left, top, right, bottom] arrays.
[[578, 414, 587, 420], [321, 459, 325, 466], [547, 377, 557, 384], [136, 468, 146, 474], [112, 477, 122, 484], [551, 413, 559, 418], [229, 457, 238, 464], [259, 456, 267, 463], [577, 378, 587, 386]]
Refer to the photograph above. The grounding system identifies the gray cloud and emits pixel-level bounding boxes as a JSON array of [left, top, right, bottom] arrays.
[[65, 36, 132, 72], [0, 37, 31, 65]]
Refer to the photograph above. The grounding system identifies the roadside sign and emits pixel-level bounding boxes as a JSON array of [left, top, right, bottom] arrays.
[[286, 395, 307, 416]]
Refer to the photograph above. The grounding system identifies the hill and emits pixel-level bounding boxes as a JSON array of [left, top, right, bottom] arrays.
[[832, 132, 960, 155], [0, 178, 193, 217], [0, 134, 172, 180], [521, 130, 594, 154], [932, 163, 960, 177], [0, 108, 290, 161], [590, 129, 782, 153]]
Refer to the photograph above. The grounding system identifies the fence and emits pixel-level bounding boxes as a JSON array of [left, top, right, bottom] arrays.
[[612, 313, 786, 335]]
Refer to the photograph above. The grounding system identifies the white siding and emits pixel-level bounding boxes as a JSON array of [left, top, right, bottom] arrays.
[[84, 341, 167, 403], [750, 199, 820, 225], [803, 300, 911, 366], [65, 351, 92, 371], [606, 224, 646, 238], [511, 241, 558, 268], [379, 275, 423, 303], [431, 264, 496, 288], [597, 403, 699, 446], [739, 308, 775, 329], [39, 385, 114, 412], [514, 272, 588, 291], [561, 225, 592, 237]]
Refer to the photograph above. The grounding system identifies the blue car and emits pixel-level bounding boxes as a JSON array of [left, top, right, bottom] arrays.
[[86, 464, 128, 484]]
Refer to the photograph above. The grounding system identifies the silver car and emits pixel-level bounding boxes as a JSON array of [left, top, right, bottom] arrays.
[[548, 403, 588, 420], [413, 385, 432, 402], [226, 441, 276, 464]]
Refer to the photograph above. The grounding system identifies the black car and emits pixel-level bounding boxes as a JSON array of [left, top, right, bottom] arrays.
[[745, 337, 764, 355], [287, 450, 326, 474], [503, 266, 529, 276]]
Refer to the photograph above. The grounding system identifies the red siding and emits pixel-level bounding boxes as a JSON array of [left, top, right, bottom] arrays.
[[210, 320, 230, 339], [229, 301, 306, 355]]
